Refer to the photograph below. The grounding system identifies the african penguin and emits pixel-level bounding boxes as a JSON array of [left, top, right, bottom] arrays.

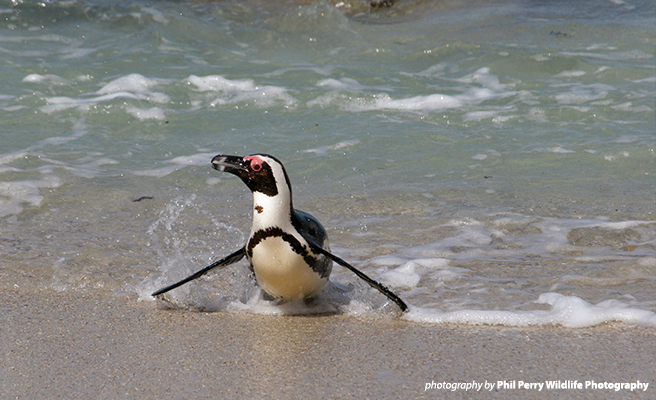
[[152, 153, 407, 312]]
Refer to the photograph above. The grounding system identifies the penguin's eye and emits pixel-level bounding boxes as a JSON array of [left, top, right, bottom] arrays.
[[245, 156, 263, 172]]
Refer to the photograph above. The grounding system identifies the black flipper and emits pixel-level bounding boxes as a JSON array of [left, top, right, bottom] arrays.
[[305, 240, 408, 312], [152, 247, 246, 297]]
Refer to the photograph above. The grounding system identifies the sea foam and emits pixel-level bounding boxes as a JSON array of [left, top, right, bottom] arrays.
[[0, 121, 91, 217], [38, 73, 171, 114], [405, 293, 656, 328], [309, 67, 512, 113], [186, 74, 296, 108]]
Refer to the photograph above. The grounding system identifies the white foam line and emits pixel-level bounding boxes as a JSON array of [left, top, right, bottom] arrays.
[[97, 73, 165, 95], [560, 50, 653, 61], [404, 293, 656, 328], [303, 139, 360, 155], [308, 67, 517, 113], [186, 74, 297, 108]]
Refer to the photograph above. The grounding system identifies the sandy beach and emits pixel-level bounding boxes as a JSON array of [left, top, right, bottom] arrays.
[[2, 289, 654, 399]]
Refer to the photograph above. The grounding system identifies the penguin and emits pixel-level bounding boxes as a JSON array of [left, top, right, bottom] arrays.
[[152, 153, 407, 312]]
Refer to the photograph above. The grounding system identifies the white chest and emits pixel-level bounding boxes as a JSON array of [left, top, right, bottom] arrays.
[[249, 236, 327, 300]]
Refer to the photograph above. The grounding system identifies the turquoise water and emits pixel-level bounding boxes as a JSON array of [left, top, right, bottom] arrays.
[[1, 0, 654, 326]]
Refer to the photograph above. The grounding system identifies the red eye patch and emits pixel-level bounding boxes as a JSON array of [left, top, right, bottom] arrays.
[[244, 155, 263, 171]]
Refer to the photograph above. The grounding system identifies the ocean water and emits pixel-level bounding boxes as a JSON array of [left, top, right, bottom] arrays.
[[1, 0, 654, 328]]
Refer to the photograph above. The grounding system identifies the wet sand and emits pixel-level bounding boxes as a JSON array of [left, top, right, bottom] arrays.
[[2, 290, 654, 399]]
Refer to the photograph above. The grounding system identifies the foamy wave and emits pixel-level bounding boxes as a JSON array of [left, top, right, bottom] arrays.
[[401, 215, 656, 263], [186, 74, 296, 108], [125, 106, 167, 121], [140, 276, 656, 327], [560, 50, 653, 61], [303, 139, 360, 155], [309, 67, 511, 113], [0, 173, 62, 218], [22, 73, 70, 85], [554, 83, 612, 104], [24, 72, 297, 117], [405, 293, 656, 328], [316, 77, 365, 90], [97, 73, 164, 95], [554, 70, 587, 78], [37, 73, 171, 115], [361, 93, 464, 112]]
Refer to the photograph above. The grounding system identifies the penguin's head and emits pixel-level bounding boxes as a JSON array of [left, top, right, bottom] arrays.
[[211, 153, 292, 198]]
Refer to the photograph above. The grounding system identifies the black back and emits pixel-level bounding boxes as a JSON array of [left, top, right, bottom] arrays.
[[293, 209, 332, 278]]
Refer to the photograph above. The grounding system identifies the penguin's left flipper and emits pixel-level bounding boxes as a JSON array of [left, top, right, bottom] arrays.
[[152, 247, 246, 297], [305, 240, 408, 312]]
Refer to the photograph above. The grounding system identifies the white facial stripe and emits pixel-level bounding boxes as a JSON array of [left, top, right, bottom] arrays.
[[258, 155, 289, 192], [249, 155, 293, 231]]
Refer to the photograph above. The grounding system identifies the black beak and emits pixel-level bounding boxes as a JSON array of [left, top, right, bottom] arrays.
[[211, 155, 248, 177]]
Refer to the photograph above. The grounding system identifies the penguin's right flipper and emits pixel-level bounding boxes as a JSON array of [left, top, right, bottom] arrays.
[[152, 247, 246, 297], [306, 240, 408, 312]]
